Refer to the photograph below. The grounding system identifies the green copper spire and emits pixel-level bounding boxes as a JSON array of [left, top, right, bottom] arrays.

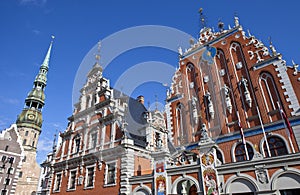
[[34, 35, 54, 86], [16, 36, 54, 132]]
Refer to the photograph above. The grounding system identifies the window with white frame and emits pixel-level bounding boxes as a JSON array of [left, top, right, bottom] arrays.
[[235, 143, 254, 162], [3, 178, 10, 186], [68, 170, 76, 190], [176, 103, 184, 145], [259, 72, 281, 121], [105, 163, 116, 185], [73, 135, 81, 154], [216, 149, 224, 164], [54, 173, 62, 192], [90, 132, 97, 149], [264, 136, 288, 157], [85, 167, 94, 188], [7, 167, 14, 175], [155, 132, 162, 149], [1, 189, 8, 195]]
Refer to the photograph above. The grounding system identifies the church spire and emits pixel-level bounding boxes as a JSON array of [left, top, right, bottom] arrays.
[[34, 35, 54, 87], [16, 36, 54, 136]]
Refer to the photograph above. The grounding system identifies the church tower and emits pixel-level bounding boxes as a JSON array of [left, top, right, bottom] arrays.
[[15, 37, 54, 195]]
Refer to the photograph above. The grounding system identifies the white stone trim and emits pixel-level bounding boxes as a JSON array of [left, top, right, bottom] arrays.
[[171, 175, 201, 194], [165, 102, 173, 142], [132, 184, 152, 194], [224, 173, 259, 194], [53, 171, 62, 192], [84, 165, 96, 189], [215, 147, 225, 164], [274, 60, 300, 115], [231, 141, 255, 162], [67, 168, 78, 191], [259, 133, 291, 157], [104, 160, 117, 186], [270, 167, 300, 191]]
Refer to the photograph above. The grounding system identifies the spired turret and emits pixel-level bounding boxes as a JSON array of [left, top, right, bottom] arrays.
[[16, 36, 54, 149], [15, 36, 54, 195]]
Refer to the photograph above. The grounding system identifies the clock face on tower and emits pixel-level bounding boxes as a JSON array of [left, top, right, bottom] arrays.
[[28, 114, 35, 120]]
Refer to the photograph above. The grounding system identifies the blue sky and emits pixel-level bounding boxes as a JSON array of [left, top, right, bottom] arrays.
[[0, 0, 299, 164]]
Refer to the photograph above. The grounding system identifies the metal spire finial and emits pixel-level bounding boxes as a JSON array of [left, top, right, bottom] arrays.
[[199, 7, 206, 28], [52, 132, 57, 152], [218, 18, 224, 32], [95, 40, 101, 62], [268, 36, 277, 56], [234, 12, 240, 27], [155, 94, 158, 111], [41, 35, 54, 69]]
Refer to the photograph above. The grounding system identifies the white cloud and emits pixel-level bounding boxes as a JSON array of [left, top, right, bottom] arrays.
[[37, 137, 53, 152], [0, 117, 13, 130], [32, 29, 41, 35], [19, 0, 47, 6], [0, 96, 20, 106]]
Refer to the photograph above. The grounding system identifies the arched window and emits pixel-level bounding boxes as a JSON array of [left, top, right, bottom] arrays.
[[216, 149, 224, 164], [259, 72, 281, 122], [235, 143, 254, 162], [264, 136, 288, 157], [230, 42, 259, 128], [186, 63, 198, 92], [176, 103, 184, 145]]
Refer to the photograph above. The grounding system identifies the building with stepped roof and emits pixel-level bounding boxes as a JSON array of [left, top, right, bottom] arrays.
[[39, 11, 300, 195]]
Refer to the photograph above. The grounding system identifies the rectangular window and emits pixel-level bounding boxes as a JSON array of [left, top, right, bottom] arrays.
[[4, 178, 10, 185], [86, 167, 94, 187], [19, 171, 22, 178], [91, 133, 97, 149], [22, 156, 26, 162], [7, 167, 13, 175], [4, 146, 8, 152], [75, 138, 80, 153], [68, 170, 76, 190], [1, 189, 8, 195], [8, 157, 14, 164], [25, 131, 28, 136], [54, 173, 62, 191], [106, 164, 115, 185], [43, 178, 49, 188], [1, 156, 6, 162]]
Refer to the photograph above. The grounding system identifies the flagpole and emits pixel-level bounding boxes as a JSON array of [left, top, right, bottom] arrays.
[[288, 135, 295, 154], [236, 111, 249, 160], [256, 105, 271, 157], [277, 101, 295, 153]]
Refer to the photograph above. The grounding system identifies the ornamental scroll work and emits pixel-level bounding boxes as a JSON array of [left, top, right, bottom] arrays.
[[255, 167, 269, 184], [154, 161, 167, 195], [246, 35, 270, 64], [200, 150, 220, 195]]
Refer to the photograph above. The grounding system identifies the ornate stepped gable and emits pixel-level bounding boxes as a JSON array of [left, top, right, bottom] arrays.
[[167, 15, 300, 147], [40, 12, 300, 195], [49, 45, 169, 194]]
